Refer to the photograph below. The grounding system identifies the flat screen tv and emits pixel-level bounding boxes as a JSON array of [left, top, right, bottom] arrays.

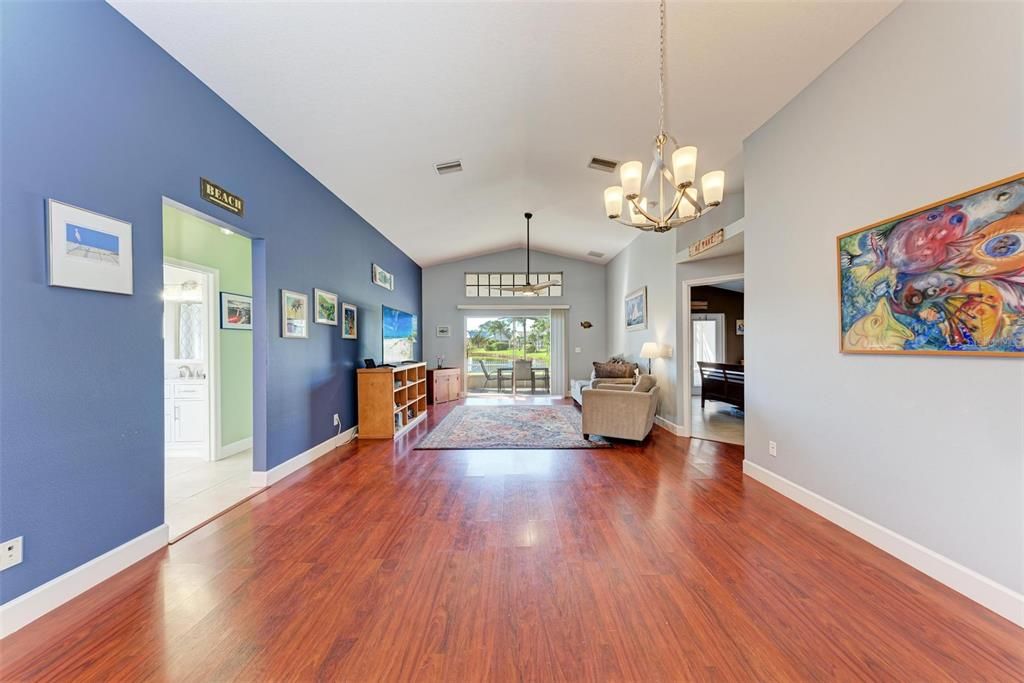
[[382, 305, 417, 365]]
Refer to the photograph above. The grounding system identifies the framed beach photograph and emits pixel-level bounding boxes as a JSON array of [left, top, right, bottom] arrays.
[[341, 302, 358, 339], [372, 263, 394, 290], [837, 172, 1024, 356], [436, 324, 451, 337], [281, 289, 308, 338], [625, 286, 648, 331], [314, 288, 338, 325], [220, 292, 253, 330], [47, 199, 133, 294]]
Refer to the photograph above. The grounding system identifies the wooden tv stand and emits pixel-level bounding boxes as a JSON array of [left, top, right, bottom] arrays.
[[356, 362, 428, 439]]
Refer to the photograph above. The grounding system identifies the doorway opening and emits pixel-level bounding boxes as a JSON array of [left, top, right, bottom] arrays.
[[464, 314, 552, 395], [682, 275, 744, 444], [162, 200, 260, 541]]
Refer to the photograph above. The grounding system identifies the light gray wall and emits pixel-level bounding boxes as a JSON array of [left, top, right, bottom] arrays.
[[744, 1, 1023, 591], [422, 249, 606, 381], [606, 233, 678, 421]]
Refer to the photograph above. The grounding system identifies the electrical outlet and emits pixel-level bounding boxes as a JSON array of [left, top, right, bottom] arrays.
[[574, 347, 582, 353], [768, 441, 777, 457], [1, 537, 23, 571], [332, 413, 340, 427]]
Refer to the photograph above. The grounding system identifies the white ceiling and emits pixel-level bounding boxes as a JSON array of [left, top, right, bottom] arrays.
[[111, 1, 897, 266]]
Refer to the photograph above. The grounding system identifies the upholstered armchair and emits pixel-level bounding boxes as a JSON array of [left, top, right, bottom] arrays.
[[581, 375, 659, 441], [570, 360, 638, 404]]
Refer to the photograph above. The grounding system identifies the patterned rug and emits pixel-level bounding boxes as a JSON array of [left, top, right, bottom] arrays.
[[415, 405, 610, 449]]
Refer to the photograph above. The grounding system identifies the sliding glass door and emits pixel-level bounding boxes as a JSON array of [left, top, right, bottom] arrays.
[[465, 315, 551, 394]]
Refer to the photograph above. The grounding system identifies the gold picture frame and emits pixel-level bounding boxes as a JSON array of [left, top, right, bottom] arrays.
[[836, 172, 1024, 357]]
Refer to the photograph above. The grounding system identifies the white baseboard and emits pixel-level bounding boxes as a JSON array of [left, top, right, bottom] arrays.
[[250, 425, 358, 488], [742, 460, 1024, 627], [218, 436, 253, 460], [655, 415, 687, 436], [0, 524, 169, 639]]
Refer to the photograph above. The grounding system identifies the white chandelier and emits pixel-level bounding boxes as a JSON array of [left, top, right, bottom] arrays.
[[602, 0, 725, 233]]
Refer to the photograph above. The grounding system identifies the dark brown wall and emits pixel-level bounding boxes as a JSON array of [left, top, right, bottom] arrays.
[[691, 285, 744, 364]]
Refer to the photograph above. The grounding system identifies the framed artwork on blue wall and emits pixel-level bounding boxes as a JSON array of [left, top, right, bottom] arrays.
[[372, 263, 394, 290], [314, 288, 338, 325], [342, 303, 358, 339], [47, 199, 133, 294], [281, 289, 308, 338]]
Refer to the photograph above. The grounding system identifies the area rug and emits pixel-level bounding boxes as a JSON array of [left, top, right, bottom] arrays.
[[415, 405, 609, 449]]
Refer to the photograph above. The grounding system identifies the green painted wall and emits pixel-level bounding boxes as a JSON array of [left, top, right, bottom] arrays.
[[163, 204, 252, 448]]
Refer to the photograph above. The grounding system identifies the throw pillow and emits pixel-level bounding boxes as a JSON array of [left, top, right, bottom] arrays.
[[593, 361, 636, 378], [633, 374, 656, 392]]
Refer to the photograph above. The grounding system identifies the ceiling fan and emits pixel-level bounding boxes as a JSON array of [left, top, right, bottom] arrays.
[[500, 212, 558, 295]]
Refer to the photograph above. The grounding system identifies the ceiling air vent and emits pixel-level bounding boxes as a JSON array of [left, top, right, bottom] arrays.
[[587, 157, 617, 173], [587, 250, 605, 258], [434, 159, 463, 175]]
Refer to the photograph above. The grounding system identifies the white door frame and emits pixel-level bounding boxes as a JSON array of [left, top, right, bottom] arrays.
[[691, 312, 726, 393], [164, 257, 220, 462], [679, 272, 744, 438]]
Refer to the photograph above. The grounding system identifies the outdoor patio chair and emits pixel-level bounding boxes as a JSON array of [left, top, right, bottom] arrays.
[[513, 359, 533, 393], [477, 359, 499, 392]]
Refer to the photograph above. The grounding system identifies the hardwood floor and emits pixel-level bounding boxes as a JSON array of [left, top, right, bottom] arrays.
[[3, 398, 1022, 681]]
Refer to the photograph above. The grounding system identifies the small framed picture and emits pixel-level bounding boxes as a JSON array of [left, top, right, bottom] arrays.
[[436, 325, 451, 337], [372, 263, 394, 290], [314, 288, 338, 325], [47, 199, 133, 294], [342, 303, 358, 339], [625, 286, 648, 331], [736, 319, 745, 335], [220, 292, 253, 330], [281, 289, 308, 338]]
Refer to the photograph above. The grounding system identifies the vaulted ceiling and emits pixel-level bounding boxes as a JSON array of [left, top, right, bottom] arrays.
[[111, 1, 897, 266]]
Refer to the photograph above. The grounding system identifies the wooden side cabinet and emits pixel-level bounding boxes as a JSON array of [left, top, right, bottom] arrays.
[[427, 367, 462, 405]]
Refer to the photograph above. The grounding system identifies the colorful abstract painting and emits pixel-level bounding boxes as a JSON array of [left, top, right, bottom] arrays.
[[838, 173, 1024, 356]]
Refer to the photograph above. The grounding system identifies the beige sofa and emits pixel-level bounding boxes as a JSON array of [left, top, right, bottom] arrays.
[[581, 375, 659, 441]]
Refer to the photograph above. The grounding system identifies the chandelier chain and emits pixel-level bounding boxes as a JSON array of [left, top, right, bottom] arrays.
[[658, 0, 666, 136]]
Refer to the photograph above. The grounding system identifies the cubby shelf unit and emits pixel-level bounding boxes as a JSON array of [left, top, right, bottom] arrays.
[[356, 362, 428, 439]]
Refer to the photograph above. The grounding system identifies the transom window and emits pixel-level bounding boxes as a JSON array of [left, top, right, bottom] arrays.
[[464, 272, 563, 297]]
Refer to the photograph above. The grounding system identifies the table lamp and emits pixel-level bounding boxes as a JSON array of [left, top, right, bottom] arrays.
[[640, 342, 660, 374]]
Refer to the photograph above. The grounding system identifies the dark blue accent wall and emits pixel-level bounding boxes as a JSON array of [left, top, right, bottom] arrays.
[[0, 1, 421, 603]]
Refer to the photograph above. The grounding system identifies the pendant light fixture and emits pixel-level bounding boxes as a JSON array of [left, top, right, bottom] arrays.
[[602, 0, 725, 232]]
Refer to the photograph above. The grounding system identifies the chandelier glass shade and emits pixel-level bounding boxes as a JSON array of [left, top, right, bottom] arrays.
[[602, 0, 725, 232]]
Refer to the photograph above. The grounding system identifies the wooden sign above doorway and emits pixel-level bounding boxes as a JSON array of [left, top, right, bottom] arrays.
[[688, 228, 724, 258], [200, 178, 244, 217]]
